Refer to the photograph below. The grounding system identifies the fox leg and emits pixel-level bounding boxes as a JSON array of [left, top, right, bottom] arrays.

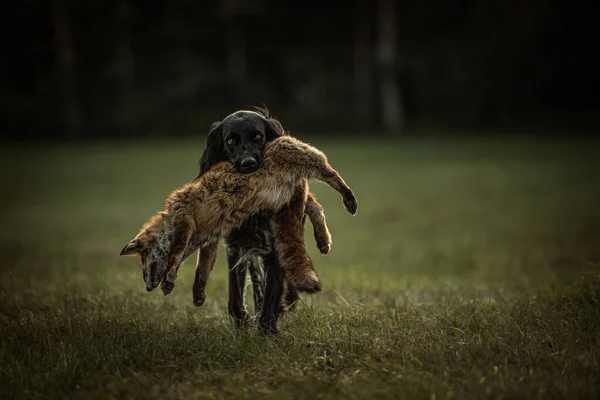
[[270, 180, 322, 294], [269, 141, 358, 216], [304, 190, 332, 255], [316, 168, 358, 216], [191, 241, 218, 306], [160, 218, 194, 295]]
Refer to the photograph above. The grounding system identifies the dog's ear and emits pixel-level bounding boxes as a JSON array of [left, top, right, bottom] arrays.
[[120, 239, 140, 256], [251, 105, 286, 140], [264, 116, 286, 141], [196, 122, 225, 179]]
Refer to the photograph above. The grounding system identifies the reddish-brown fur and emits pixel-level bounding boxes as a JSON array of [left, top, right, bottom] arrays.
[[191, 185, 331, 308], [120, 136, 357, 295], [195, 108, 333, 323]]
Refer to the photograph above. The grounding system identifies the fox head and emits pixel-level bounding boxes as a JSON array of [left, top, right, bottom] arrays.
[[120, 213, 172, 292]]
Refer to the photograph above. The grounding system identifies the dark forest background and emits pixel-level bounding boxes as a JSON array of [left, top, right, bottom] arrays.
[[2, 0, 598, 139]]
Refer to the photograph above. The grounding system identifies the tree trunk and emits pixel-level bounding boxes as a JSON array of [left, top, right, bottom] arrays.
[[114, 0, 134, 132], [354, 0, 374, 123], [376, 0, 404, 133], [225, 14, 246, 83], [52, 0, 82, 138], [217, 0, 247, 84]]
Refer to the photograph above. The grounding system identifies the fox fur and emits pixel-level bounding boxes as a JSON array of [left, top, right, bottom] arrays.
[[190, 186, 331, 311], [120, 135, 358, 297]]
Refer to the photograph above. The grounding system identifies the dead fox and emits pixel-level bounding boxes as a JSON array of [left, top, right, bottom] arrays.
[[193, 108, 334, 323], [120, 135, 358, 297], [189, 182, 331, 312]]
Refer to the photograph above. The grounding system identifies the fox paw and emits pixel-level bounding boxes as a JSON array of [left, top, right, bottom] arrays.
[[193, 285, 206, 307], [161, 280, 175, 296], [316, 235, 331, 255], [343, 190, 358, 215]]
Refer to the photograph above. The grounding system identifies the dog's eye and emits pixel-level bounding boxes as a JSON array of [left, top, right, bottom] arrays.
[[254, 134, 261, 141], [227, 139, 235, 145]]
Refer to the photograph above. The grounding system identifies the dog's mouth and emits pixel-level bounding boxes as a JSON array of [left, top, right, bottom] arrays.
[[236, 160, 260, 173], [238, 165, 259, 173]]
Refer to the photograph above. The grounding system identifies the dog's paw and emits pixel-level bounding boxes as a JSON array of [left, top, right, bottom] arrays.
[[233, 313, 252, 328], [343, 190, 358, 216], [161, 280, 175, 296], [258, 323, 279, 336], [281, 299, 299, 314]]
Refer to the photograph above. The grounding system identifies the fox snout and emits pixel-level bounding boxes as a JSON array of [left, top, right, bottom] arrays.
[[144, 273, 161, 292], [145, 280, 160, 292]]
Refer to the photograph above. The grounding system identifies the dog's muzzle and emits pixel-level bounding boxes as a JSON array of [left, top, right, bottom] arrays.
[[240, 157, 258, 171]]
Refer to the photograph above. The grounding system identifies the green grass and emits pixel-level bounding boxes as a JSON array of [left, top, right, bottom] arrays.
[[1, 135, 599, 399]]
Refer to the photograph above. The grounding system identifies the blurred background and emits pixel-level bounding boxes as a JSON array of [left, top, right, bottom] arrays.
[[3, 0, 598, 140], [2, 2, 600, 397]]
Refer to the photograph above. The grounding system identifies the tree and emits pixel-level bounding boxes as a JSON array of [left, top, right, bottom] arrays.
[[354, 0, 375, 124], [114, 0, 135, 132], [376, 0, 404, 132], [52, 0, 82, 137], [217, 0, 263, 84]]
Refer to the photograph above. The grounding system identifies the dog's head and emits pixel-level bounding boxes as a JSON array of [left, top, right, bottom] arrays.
[[196, 106, 286, 178], [119, 213, 171, 292]]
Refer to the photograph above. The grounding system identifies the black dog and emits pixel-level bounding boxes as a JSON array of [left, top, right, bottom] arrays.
[[195, 107, 302, 333]]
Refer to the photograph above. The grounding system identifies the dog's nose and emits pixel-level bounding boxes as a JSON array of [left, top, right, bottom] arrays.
[[241, 158, 257, 170]]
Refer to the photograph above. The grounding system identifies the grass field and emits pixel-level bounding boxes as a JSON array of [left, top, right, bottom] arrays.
[[1, 135, 599, 399]]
